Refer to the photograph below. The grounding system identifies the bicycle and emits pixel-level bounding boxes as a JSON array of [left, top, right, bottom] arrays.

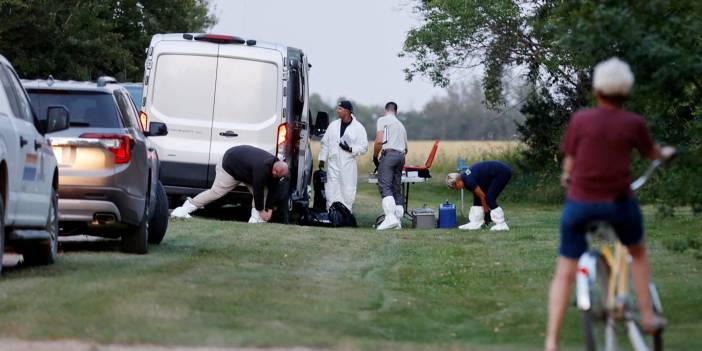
[[575, 158, 670, 351]]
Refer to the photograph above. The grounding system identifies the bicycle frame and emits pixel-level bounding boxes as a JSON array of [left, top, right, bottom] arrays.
[[575, 158, 668, 351], [575, 226, 628, 316]]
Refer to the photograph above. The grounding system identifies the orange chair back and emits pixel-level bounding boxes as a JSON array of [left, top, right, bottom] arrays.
[[424, 139, 440, 168]]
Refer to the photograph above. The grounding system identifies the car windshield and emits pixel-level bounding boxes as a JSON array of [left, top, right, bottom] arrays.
[[124, 85, 143, 107], [28, 90, 122, 128]]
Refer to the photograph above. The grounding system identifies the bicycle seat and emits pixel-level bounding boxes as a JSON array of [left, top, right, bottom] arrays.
[[585, 220, 615, 240]]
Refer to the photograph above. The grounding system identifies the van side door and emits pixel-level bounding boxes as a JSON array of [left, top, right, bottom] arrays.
[[295, 54, 311, 196]]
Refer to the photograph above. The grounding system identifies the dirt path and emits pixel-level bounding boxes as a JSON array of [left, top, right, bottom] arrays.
[[0, 339, 321, 351]]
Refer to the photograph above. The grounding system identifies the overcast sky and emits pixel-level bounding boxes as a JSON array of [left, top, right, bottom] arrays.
[[210, 0, 448, 110]]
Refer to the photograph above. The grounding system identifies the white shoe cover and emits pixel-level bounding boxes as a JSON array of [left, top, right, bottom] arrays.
[[170, 199, 197, 219], [489, 207, 509, 231], [248, 208, 265, 224], [377, 197, 400, 230], [458, 206, 484, 230], [395, 205, 404, 229]]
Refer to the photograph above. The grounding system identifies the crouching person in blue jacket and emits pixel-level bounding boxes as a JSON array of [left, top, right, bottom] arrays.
[[446, 160, 512, 231]]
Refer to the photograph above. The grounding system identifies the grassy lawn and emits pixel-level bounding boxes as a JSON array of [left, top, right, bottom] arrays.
[[0, 180, 700, 350]]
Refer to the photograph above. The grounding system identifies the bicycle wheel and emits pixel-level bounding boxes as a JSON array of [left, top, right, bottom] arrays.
[[626, 319, 663, 351], [624, 283, 664, 351], [581, 253, 616, 351]]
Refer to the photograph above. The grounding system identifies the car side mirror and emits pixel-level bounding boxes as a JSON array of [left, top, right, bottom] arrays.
[[44, 105, 70, 134], [313, 111, 329, 137], [146, 122, 168, 137]]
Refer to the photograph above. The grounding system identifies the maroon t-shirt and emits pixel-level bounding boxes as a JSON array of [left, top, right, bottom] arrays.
[[561, 107, 655, 202]]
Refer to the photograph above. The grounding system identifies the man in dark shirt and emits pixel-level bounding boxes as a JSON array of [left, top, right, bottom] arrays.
[[446, 160, 512, 231], [171, 145, 288, 222]]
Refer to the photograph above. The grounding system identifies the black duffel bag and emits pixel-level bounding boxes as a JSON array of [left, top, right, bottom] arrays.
[[328, 201, 357, 228], [300, 201, 357, 228]]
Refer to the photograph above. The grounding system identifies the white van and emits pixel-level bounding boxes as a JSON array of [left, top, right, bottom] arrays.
[[138, 33, 328, 221]]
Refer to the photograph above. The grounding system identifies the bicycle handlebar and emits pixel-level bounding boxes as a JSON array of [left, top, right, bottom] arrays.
[[630, 149, 677, 191]]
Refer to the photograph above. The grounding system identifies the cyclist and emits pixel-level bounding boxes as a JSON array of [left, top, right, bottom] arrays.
[[545, 57, 674, 351]]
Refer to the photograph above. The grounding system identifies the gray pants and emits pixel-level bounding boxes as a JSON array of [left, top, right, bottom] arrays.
[[190, 161, 259, 208], [377, 149, 405, 205]]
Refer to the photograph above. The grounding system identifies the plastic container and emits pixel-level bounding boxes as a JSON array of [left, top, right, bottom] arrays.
[[412, 206, 436, 229], [438, 201, 457, 228]]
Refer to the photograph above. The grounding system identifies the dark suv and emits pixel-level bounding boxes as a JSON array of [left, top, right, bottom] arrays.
[[23, 76, 169, 254]]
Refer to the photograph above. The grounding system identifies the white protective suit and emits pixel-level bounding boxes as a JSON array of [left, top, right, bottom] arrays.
[[318, 116, 368, 212]]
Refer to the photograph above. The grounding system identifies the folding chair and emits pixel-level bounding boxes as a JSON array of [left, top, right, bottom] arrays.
[[403, 139, 440, 178]]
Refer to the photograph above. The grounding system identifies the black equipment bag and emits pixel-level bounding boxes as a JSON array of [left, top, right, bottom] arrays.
[[299, 208, 333, 227], [328, 202, 357, 228], [313, 170, 327, 211], [299, 201, 357, 228]]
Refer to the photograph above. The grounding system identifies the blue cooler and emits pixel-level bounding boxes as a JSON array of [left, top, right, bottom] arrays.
[[438, 201, 457, 228]]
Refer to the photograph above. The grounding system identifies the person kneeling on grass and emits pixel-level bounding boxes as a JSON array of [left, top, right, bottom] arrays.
[[446, 160, 512, 231], [170, 145, 289, 223]]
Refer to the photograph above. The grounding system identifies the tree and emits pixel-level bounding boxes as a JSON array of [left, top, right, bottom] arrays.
[[0, 0, 216, 81], [402, 0, 702, 209], [406, 81, 525, 140]]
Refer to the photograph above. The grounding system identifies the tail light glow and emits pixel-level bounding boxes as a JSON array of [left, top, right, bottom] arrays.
[[79, 133, 133, 164], [276, 123, 288, 160], [138, 111, 148, 132]]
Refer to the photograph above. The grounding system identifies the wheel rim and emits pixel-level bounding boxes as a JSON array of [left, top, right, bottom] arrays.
[[47, 192, 58, 258], [143, 196, 149, 243]]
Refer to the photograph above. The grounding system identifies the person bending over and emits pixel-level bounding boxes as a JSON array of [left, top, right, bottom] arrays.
[[446, 160, 512, 231], [170, 145, 288, 223]]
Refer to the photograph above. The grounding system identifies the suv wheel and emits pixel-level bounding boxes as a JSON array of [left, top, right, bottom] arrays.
[[22, 189, 59, 265], [0, 196, 5, 276], [121, 197, 149, 254], [148, 182, 168, 245]]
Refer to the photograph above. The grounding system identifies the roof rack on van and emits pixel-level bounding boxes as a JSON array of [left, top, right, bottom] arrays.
[[188, 33, 246, 45], [97, 76, 118, 87]]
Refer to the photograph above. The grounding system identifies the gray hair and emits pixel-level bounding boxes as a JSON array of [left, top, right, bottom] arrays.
[[592, 57, 634, 96], [446, 173, 460, 188]]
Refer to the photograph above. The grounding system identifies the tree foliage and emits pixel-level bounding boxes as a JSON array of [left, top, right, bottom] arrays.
[[0, 0, 216, 81], [402, 0, 702, 210]]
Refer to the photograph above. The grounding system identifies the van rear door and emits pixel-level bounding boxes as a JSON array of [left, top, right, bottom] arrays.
[[208, 47, 282, 184], [148, 42, 218, 188]]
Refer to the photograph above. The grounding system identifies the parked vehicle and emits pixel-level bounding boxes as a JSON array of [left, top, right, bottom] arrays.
[[122, 83, 143, 114], [139, 33, 328, 221], [0, 55, 69, 274], [23, 76, 169, 254]]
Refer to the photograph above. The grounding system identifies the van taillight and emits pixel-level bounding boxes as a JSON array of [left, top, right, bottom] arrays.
[[79, 133, 133, 164], [138, 111, 148, 132], [276, 123, 288, 160], [194, 34, 245, 44]]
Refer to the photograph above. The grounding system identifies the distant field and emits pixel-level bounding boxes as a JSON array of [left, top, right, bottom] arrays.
[[310, 140, 521, 173]]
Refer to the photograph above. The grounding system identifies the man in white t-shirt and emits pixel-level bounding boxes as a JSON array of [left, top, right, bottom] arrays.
[[374, 102, 408, 230]]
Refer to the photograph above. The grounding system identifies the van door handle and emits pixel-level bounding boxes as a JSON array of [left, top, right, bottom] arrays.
[[19, 136, 28, 148], [34, 140, 42, 150], [219, 131, 238, 137]]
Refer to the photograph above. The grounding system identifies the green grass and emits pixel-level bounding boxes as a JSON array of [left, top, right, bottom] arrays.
[[0, 180, 700, 350]]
